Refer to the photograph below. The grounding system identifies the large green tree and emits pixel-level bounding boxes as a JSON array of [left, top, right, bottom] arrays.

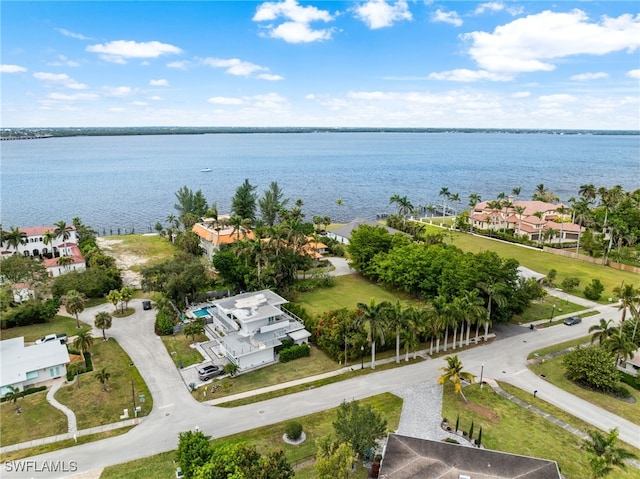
[[176, 430, 212, 479], [231, 178, 257, 222], [192, 442, 293, 479], [258, 181, 288, 226], [315, 437, 354, 479], [332, 400, 387, 460]]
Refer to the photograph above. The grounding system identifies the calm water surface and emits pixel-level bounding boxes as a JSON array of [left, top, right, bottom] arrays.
[[1, 132, 638, 233]]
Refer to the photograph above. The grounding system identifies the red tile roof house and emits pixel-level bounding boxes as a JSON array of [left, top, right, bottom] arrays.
[[471, 200, 584, 244], [1, 225, 86, 277], [192, 219, 255, 261]]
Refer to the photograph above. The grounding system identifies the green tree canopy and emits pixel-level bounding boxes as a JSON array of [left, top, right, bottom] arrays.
[[332, 400, 387, 459], [563, 346, 619, 392], [232, 179, 258, 222], [176, 430, 212, 479]]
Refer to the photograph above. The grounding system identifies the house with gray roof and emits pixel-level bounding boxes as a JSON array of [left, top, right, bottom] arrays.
[[327, 219, 405, 245], [0, 337, 70, 396], [379, 434, 562, 479]]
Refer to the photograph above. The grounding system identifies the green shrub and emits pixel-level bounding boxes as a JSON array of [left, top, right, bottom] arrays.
[[612, 385, 631, 398], [561, 277, 581, 291], [619, 371, 640, 391], [584, 279, 605, 300], [155, 311, 174, 336], [279, 343, 311, 363], [284, 421, 303, 441], [563, 346, 618, 392]]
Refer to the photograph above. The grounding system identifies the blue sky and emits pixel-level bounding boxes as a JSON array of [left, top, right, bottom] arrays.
[[2, 1, 639, 129]]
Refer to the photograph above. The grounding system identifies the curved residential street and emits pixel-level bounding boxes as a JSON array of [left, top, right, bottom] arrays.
[[2, 296, 639, 478]]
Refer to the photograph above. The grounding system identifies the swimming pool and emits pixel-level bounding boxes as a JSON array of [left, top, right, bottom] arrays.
[[193, 309, 211, 318]]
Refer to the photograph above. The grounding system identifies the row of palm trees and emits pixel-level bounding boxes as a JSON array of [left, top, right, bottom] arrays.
[[354, 289, 498, 369]]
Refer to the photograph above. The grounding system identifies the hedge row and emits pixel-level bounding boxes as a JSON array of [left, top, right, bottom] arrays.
[[279, 343, 310, 363]]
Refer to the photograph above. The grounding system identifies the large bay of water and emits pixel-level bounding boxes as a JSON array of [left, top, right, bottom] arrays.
[[1, 132, 638, 233]]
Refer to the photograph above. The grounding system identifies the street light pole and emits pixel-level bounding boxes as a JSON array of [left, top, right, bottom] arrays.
[[361, 345, 364, 370], [480, 363, 484, 389], [549, 304, 556, 323]]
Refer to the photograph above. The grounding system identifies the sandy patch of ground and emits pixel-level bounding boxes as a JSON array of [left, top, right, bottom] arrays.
[[96, 237, 146, 288]]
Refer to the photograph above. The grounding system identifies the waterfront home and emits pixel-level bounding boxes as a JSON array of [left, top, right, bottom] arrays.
[[327, 219, 405, 245], [0, 337, 70, 395], [0, 225, 79, 259], [192, 219, 255, 260], [200, 290, 310, 371], [43, 243, 87, 277]]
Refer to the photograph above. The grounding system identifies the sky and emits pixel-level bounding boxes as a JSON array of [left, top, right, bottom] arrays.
[[2, 1, 639, 130]]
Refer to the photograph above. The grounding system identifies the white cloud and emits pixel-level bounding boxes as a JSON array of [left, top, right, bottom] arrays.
[[431, 8, 462, 27], [132, 101, 148, 106], [203, 58, 266, 76], [150, 79, 169, 86], [48, 92, 98, 101], [353, 0, 412, 30], [108, 107, 126, 112], [167, 61, 190, 70], [627, 69, 640, 79], [150, 96, 163, 101], [570, 72, 608, 81], [512, 91, 531, 98], [48, 55, 80, 67], [86, 40, 182, 63], [55, 28, 92, 40], [33, 72, 88, 89], [102, 86, 134, 97], [427, 69, 513, 82], [538, 93, 577, 104], [252, 92, 288, 108], [473, 2, 523, 16], [256, 73, 284, 81], [253, 0, 334, 43], [208, 96, 243, 105], [464, 10, 640, 74], [1, 64, 27, 73]]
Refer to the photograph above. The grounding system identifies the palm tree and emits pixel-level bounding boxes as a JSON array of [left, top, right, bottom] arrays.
[[477, 280, 507, 338], [120, 287, 134, 313], [401, 306, 423, 361], [57, 255, 74, 272], [468, 193, 482, 210], [426, 205, 437, 224], [73, 328, 94, 368], [5, 226, 27, 251], [95, 311, 112, 340], [229, 215, 244, 240], [387, 301, 407, 364], [64, 290, 86, 328], [612, 283, 639, 326], [604, 330, 637, 366], [579, 184, 597, 204], [355, 298, 390, 369], [555, 205, 570, 244], [589, 318, 615, 346], [106, 289, 122, 314], [449, 193, 461, 218], [184, 318, 205, 343], [581, 428, 637, 478], [431, 296, 451, 352], [95, 368, 111, 392], [437, 355, 475, 403], [511, 186, 521, 199], [42, 229, 56, 255], [438, 187, 451, 225], [54, 220, 71, 255], [460, 290, 486, 346], [513, 205, 526, 237], [4, 385, 23, 413]]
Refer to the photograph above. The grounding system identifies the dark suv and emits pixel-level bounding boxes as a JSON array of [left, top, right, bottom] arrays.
[[198, 364, 223, 381], [563, 316, 582, 326]]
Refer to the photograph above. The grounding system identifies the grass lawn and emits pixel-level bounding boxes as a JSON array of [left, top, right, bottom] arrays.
[[294, 275, 420, 317], [54, 338, 153, 429], [99, 234, 178, 271], [529, 354, 639, 425], [192, 345, 339, 401], [0, 391, 67, 447], [527, 336, 591, 359], [441, 382, 639, 479], [511, 295, 587, 324], [0, 316, 89, 342], [101, 392, 402, 479], [161, 332, 208, 368]]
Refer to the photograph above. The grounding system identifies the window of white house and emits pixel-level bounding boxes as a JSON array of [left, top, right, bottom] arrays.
[[49, 366, 61, 378], [26, 371, 39, 380]]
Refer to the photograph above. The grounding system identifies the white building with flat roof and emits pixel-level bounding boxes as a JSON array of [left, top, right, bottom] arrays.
[[0, 337, 70, 395]]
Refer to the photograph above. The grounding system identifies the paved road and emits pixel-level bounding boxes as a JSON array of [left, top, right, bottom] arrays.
[[3, 297, 638, 478]]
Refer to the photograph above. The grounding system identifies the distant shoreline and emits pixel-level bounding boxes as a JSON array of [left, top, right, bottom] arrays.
[[2, 126, 639, 140]]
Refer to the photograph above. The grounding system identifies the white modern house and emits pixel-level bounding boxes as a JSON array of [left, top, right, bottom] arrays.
[[0, 337, 70, 396], [204, 290, 310, 371]]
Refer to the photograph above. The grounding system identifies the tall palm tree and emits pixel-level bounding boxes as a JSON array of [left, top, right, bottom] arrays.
[[449, 193, 461, 217], [579, 184, 597, 204], [477, 280, 507, 337], [612, 283, 639, 326], [431, 296, 451, 352], [387, 301, 407, 364], [513, 205, 526, 237], [511, 186, 521, 199], [54, 220, 71, 255], [426, 205, 437, 224], [437, 355, 475, 403], [5, 226, 27, 251], [73, 328, 94, 368], [64, 290, 86, 328], [42, 229, 56, 255], [95, 311, 112, 340], [4, 385, 23, 413], [120, 287, 134, 313], [589, 318, 615, 346], [581, 428, 637, 478], [96, 368, 111, 392], [604, 330, 637, 366], [355, 298, 390, 369], [438, 187, 451, 225], [555, 205, 570, 244], [460, 290, 486, 346]]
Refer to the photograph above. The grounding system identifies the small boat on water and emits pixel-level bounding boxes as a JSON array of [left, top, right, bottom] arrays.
[[201, 168, 212, 172]]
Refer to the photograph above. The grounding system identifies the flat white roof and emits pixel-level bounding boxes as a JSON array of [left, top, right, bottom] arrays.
[[0, 337, 70, 388]]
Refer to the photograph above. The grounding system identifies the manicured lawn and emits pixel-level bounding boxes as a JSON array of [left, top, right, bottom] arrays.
[[527, 336, 591, 359], [0, 391, 67, 447], [54, 339, 153, 429], [101, 393, 402, 479], [0, 316, 89, 342], [294, 274, 420, 317], [161, 332, 208, 368], [441, 382, 639, 479], [511, 295, 587, 324], [529, 354, 639, 425]]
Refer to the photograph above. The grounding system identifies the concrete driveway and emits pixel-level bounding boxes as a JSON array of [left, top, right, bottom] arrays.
[[3, 298, 638, 478]]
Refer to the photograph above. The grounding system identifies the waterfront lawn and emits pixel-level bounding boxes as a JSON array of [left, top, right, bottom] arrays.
[[54, 339, 152, 429], [101, 393, 402, 479], [441, 382, 638, 479], [0, 316, 89, 342], [0, 390, 67, 447], [161, 332, 208, 368], [294, 274, 420, 317], [529, 355, 639, 425]]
